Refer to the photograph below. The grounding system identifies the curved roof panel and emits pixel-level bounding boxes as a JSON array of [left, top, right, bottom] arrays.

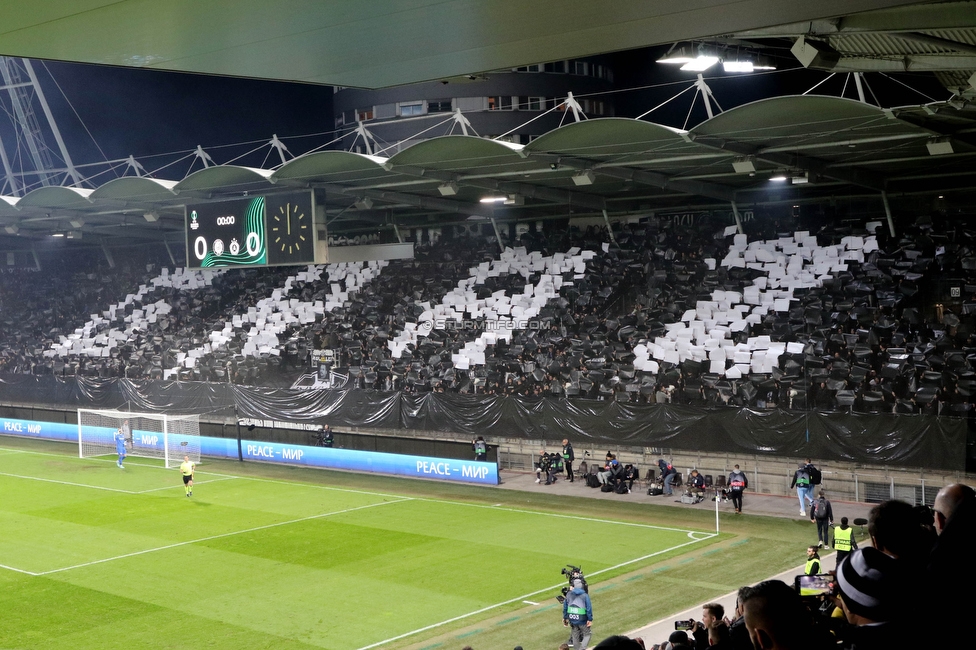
[[16, 186, 94, 209], [525, 118, 695, 160], [691, 95, 921, 147], [272, 151, 389, 185], [89, 177, 179, 202], [0, 195, 19, 217], [175, 166, 275, 192], [386, 135, 530, 173]]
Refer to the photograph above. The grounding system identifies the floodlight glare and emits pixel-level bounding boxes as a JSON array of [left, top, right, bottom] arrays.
[[657, 45, 695, 65], [479, 195, 508, 203], [680, 56, 719, 72], [769, 174, 788, 182], [723, 61, 754, 73]]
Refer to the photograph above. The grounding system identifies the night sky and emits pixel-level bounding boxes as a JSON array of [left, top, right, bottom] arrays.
[[8, 47, 955, 183]]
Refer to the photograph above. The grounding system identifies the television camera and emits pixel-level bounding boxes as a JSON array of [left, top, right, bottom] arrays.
[[555, 564, 589, 603]]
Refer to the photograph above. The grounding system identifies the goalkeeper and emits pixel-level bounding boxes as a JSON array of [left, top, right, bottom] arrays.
[[180, 455, 196, 497], [114, 428, 127, 469]]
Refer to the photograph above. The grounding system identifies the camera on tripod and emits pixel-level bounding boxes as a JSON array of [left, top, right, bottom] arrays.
[[555, 564, 589, 603]]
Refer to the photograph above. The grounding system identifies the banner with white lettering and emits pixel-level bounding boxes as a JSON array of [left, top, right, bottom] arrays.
[[1, 417, 499, 485]]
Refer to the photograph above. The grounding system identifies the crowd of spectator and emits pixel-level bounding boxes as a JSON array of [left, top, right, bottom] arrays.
[[3, 211, 976, 415]]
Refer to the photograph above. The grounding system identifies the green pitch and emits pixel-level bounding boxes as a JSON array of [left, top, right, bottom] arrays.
[[0, 438, 822, 649]]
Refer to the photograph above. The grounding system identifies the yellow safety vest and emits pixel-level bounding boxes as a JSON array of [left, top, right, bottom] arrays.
[[805, 557, 820, 575], [833, 526, 853, 552]]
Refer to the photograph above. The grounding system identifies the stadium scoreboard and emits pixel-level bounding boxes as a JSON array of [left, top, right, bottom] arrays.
[[185, 191, 316, 268]]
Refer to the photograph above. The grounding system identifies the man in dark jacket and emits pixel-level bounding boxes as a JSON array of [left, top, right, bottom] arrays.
[[790, 462, 815, 516], [658, 459, 677, 496], [810, 490, 833, 549], [562, 578, 593, 650], [727, 464, 748, 514], [562, 438, 575, 482]]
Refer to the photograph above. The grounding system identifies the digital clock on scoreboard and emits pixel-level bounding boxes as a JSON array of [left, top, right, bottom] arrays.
[[185, 191, 315, 269]]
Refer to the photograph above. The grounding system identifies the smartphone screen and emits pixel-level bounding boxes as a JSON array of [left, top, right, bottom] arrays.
[[795, 574, 834, 597]]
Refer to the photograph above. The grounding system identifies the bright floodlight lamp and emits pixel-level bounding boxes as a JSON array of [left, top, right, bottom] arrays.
[[657, 44, 695, 65], [479, 195, 507, 203], [791, 172, 810, 185], [732, 157, 756, 174], [143, 210, 159, 222], [769, 172, 788, 182], [723, 60, 754, 73], [926, 138, 954, 156], [680, 56, 719, 72], [571, 170, 596, 186], [3, 224, 18, 234], [437, 181, 459, 196], [354, 197, 374, 210], [753, 55, 777, 70], [69, 218, 85, 228]]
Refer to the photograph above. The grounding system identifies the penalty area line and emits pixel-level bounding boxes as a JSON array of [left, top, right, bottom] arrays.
[[35, 497, 413, 576], [355, 532, 718, 650], [0, 470, 136, 494]]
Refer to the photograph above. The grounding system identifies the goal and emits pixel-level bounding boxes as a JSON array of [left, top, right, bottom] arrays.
[[78, 409, 200, 469]]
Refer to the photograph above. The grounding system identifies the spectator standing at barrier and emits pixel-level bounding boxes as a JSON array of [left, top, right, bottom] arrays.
[[832, 517, 857, 569], [790, 462, 814, 516], [658, 459, 677, 496], [563, 578, 593, 650], [810, 491, 833, 548], [804, 545, 821, 575], [472, 435, 487, 461], [562, 439, 575, 482], [727, 464, 748, 514]]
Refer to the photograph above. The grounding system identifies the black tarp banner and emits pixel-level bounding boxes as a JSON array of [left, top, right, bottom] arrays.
[[0, 374, 965, 470]]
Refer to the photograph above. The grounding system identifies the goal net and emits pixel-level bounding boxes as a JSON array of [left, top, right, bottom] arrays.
[[78, 409, 201, 469]]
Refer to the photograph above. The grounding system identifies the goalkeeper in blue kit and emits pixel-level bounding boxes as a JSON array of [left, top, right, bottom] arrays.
[[114, 428, 127, 468]]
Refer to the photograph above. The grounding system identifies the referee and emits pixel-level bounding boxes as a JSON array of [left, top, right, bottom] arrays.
[[180, 455, 195, 497]]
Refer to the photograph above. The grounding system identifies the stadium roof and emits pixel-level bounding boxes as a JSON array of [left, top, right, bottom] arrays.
[[1, 95, 973, 244], [0, 1, 926, 89]]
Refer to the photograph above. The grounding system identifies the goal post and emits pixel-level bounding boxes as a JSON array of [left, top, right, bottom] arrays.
[[77, 409, 200, 468]]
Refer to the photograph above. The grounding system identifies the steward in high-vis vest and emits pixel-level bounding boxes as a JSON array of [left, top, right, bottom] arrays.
[[832, 516, 858, 569], [805, 546, 822, 575], [562, 579, 592, 650]]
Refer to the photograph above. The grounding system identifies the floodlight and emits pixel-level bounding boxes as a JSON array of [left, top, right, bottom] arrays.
[[479, 195, 507, 203], [680, 56, 719, 72], [69, 218, 85, 228], [657, 45, 695, 65], [143, 210, 159, 222], [926, 138, 954, 156], [437, 181, 459, 196], [52, 232, 65, 237], [3, 224, 18, 234], [791, 173, 810, 185], [354, 197, 374, 210], [67, 230, 82, 239], [753, 55, 777, 70], [769, 173, 788, 182], [571, 170, 596, 186], [723, 61, 754, 73], [732, 157, 756, 174]]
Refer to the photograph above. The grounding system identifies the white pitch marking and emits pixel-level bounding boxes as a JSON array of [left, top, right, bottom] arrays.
[[355, 533, 717, 650], [0, 562, 39, 576], [0, 471, 135, 494], [132, 476, 240, 494], [523, 600, 539, 605], [35, 497, 412, 576]]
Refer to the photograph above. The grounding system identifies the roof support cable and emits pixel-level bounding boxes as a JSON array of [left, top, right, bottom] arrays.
[[636, 83, 697, 120], [802, 73, 836, 96]]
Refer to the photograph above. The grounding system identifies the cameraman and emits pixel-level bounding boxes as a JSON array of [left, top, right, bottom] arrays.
[[691, 603, 730, 650], [563, 578, 593, 650]]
